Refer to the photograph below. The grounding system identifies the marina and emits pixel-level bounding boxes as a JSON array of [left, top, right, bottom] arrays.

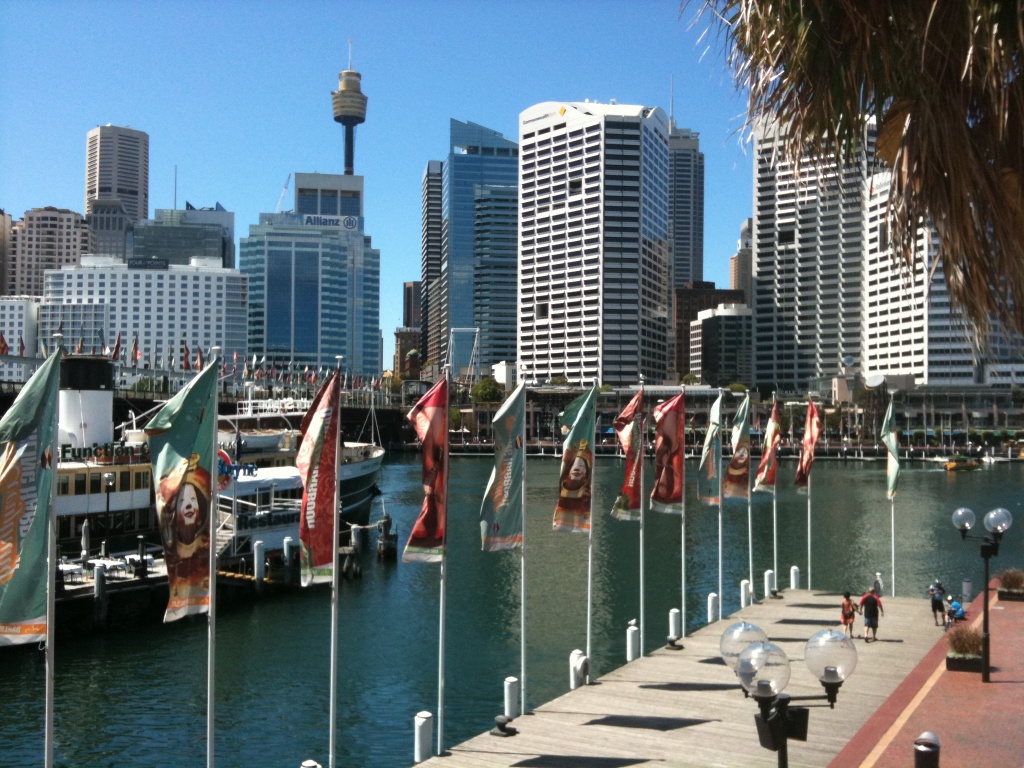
[[5, 454, 1023, 766]]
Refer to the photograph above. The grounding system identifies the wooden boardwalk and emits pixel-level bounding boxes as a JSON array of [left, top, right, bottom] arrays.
[[420, 590, 943, 768]]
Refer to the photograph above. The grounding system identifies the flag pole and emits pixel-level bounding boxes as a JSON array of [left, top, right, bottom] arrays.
[[681, 389, 687, 638], [519, 366, 528, 715], [329, 356, 343, 768], [638, 376, 646, 652], [746, 391, 754, 601], [437, 365, 451, 754], [807, 471, 813, 590], [890, 497, 896, 597], [717, 388, 724, 622], [44, 339, 61, 768], [772, 393, 778, 584], [207, 347, 221, 768], [586, 383, 594, 682]]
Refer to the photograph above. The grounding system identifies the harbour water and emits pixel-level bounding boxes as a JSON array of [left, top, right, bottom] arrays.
[[4, 455, 1023, 767]]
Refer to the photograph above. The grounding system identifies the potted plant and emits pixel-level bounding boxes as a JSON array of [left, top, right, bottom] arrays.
[[997, 568, 1024, 601], [945, 624, 983, 672]]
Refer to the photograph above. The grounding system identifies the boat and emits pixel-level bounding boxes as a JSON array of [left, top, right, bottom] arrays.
[[214, 397, 385, 565], [944, 455, 981, 471]]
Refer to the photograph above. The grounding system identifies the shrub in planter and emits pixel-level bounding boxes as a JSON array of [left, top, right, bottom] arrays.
[[945, 624, 983, 671], [997, 568, 1024, 601], [946, 623, 982, 656]]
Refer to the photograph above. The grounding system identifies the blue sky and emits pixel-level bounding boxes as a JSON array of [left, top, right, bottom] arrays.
[[0, 0, 753, 365]]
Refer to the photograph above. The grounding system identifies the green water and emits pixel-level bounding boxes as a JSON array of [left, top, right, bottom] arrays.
[[3, 456, 1022, 766]]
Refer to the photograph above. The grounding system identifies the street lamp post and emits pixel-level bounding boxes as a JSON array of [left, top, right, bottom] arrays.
[[951, 506, 1014, 682], [103, 472, 115, 516], [721, 623, 858, 768]]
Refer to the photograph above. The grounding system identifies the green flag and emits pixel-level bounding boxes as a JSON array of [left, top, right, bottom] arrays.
[[146, 359, 218, 622], [0, 352, 61, 646], [881, 397, 900, 499], [553, 387, 597, 532], [480, 383, 526, 551]]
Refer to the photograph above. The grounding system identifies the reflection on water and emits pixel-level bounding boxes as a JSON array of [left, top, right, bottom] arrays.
[[3, 456, 1022, 766]]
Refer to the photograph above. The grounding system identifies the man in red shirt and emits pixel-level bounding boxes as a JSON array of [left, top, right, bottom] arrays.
[[859, 587, 884, 642]]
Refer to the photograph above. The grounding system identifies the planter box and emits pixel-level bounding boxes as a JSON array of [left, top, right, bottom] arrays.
[[997, 588, 1024, 602], [946, 655, 983, 672]]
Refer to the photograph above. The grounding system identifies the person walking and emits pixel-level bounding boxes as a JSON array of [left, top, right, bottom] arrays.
[[929, 579, 946, 625], [859, 586, 884, 642], [841, 591, 857, 638]]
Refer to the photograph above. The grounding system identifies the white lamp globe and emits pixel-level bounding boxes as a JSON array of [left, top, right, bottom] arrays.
[[720, 621, 768, 671], [984, 508, 1013, 534], [952, 507, 976, 532], [736, 641, 790, 697], [804, 628, 858, 683]]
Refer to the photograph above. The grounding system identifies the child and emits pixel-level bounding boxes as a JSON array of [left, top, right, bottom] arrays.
[[841, 591, 857, 638]]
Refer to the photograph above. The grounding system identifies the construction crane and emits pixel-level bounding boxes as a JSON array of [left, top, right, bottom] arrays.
[[274, 173, 292, 213]]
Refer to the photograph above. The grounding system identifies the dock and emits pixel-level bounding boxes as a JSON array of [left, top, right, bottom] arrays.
[[419, 590, 952, 767]]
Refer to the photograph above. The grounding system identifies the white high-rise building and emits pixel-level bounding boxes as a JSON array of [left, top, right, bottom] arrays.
[[39, 256, 247, 372], [862, 172, 1024, 386], [0, 296, 39, 381], [85, 125, 149, 221], [518, 101, 671, 386], [752, 119, 874, 392]]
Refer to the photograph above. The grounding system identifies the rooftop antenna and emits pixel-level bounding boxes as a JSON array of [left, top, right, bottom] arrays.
[[348, 38, 353, 70], [669, 75, 676, 131]]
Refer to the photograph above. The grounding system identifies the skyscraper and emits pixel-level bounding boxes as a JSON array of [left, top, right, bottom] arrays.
[[9, 207, 91, 296], [85, 125, 149, 221], [423, 120, 518, 375], [728, 218, 753, 304], [518, 102, 670, 386], [240, 174, 380, 377], [752, 118, 874, 391], [421, 160, 443, 365], [668, 125, 704, 286]]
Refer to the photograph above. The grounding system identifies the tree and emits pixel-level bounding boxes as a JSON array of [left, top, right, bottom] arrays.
[[448, 406, 462, 431], [548, 374, 571, 386], [688, 1, 1024, 337], [470, 376, 504, 403], [681, 373, 700, 385]]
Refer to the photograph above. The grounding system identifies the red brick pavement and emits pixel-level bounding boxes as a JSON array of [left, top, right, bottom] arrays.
[[831, 580, 1024, 768]]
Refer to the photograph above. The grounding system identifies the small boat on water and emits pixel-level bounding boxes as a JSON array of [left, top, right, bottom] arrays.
[[944, 454, 981, 471]]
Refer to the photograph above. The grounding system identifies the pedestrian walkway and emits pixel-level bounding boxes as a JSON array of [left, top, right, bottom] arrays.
[[418, 589, 947, 767], [832, 580, 1024, 768]]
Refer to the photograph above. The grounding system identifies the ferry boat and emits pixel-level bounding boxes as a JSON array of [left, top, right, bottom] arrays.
[[52, 355, 384, 569]]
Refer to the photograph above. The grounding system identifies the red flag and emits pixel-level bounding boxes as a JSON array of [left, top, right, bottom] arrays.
[[131, 336, 139, 368], [110, 332, 121, 361], [754, 398, 783, 493], [610, 390, 644, 520], [182, 340, 191, 372], [18, 334, 25, 357], [650, 393, 686, 512], [195, 346, 204, 370], [403, 378, 448, 562], [794, 399, 822, 490], [232, 351, 238, 376], [297, 370, 340, 583]]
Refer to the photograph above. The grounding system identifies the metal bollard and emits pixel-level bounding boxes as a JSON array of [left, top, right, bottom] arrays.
[[668, 608, 682, 643], [790, 565, 801, 590], [913, 731, 940, 768], [740, 579, 751, 608], [413, 711, 433, 763], [626, 624, 640, 661], [961, 578, 972, 605], [254, 540, 265, 593], [569, 649, 589, 690], [765, 569, 776, 596], [503, 676, 519, 719], [707, 592, 719, 624]]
